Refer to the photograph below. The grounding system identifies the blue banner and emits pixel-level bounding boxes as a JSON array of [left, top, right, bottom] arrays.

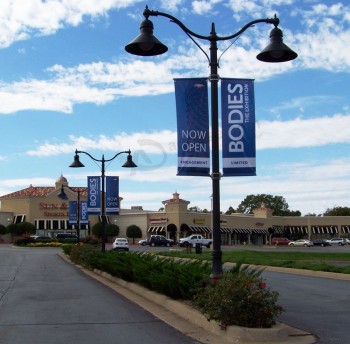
[[87, 176, 100, 213], [68, 201, 77, 224], [106, 176, 119, 215], [174, 78, 210, 176], [221, 78, 256, 176], [80, 201, 89, 224]]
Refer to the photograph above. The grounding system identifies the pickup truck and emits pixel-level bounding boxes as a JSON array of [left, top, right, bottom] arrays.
[[178, 235, 212, 248]]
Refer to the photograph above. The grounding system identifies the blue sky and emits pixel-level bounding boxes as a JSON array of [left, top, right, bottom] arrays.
[[0, 0, 349, 216]]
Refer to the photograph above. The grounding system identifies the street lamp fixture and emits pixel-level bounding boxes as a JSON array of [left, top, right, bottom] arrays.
[[69, 149, 137, 252], [125, 7, 297, 281]]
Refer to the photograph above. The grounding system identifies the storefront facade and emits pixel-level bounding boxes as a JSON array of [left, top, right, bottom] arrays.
[[1, 176, 350, 244]]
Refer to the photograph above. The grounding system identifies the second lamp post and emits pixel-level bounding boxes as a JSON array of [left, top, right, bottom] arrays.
[[69, 149, 137, 252]]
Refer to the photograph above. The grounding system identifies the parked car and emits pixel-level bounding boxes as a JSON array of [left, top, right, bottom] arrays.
[[288, 239, 313, 247], [325, 238, 347, 246], [148, 235, 173, 247], [271, 237, 291, 245], [312, 239, 331, 247], [56, 233, 78, 243], [112, 238, 129, 251], [33, 236, 53, 242], [138, 239, 148, 246]]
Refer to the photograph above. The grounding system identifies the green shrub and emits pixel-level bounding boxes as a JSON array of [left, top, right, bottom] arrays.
[[194, 264, 284, 328]]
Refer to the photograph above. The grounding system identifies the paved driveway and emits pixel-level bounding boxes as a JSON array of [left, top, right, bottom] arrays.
[[0, 245, 202, 344]]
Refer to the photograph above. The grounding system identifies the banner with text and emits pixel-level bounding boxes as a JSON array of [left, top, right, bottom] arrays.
[[80, 201, 89, 224], [87, 176, 101, 213], [68, 201, 78, 224], [221, 78, 256, 176], [174, 78, 210, 176], [106, 176, 119, 215]]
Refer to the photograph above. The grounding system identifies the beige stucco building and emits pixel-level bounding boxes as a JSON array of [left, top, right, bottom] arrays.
[[1, 175, 350, 244]]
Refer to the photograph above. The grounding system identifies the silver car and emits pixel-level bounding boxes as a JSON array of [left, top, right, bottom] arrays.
[[325, 238, 347, 246], [112, 238, 129, 251], [288, 239, 313, 247]]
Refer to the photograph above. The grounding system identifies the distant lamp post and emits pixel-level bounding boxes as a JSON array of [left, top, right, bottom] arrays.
[[58, 185, 68, 200], [69, 149, 137, 252], [125, 7, 297, 281]]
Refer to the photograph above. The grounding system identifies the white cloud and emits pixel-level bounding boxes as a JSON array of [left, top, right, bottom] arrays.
[[0, 0, 137, 47]]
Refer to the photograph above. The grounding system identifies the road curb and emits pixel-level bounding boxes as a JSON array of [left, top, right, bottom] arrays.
[[59, 253, 316, 344]]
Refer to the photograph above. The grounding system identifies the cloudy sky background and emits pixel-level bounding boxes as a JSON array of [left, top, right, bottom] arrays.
[[0, 0, 349, 215]]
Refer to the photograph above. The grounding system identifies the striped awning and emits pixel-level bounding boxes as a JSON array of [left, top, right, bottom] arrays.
[[284, 226, 309, 234], [189, 226, 211, 233], [147, 226, 165, 233], [272, 226, 284, 234], [312, 226, 338, 234], [219, 227, 268, 234], [341, 226, 350, 234]]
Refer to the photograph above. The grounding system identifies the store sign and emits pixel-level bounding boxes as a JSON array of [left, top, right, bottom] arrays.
[[39, 202, 68, 217], [193, 218, 206, 225], [149, 218, 167, 224]]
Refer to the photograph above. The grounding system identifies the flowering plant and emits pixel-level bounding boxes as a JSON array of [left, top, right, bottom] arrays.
[[194, 264, 284, 328]]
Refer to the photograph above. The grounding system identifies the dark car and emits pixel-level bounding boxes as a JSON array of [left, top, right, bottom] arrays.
[[56, 233, 78, 243], [312, 239, 331, 247], [148, 235, 173, 247], [33, 236, 54, 242]]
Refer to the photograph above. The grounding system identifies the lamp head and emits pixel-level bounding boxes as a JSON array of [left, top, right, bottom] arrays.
[[122, 153, 137, 168], [257, 26, 298, 63], [125, 17, 168, 56], [69, 153, 85, 168]]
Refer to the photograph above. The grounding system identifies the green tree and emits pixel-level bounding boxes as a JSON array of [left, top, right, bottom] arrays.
[[237, 194, 301, 216], [188, 206, 202, 212], [126, 224, 142, 244], [323, 206, 350, 216], [0, 224, 7, 235], [92, 223, 119, 240], [7, 222, 35, 236], [225, 206, 236, 214]]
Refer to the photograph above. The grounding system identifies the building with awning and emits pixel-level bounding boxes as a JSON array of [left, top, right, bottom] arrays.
[[1, 177, 350, 244]]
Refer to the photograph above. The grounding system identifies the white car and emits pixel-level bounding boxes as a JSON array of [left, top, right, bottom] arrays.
[[325, 238, 347, 246], [112, 238, 129, 251], [138, 239, 148, 246], [288, 239, 313, 247]]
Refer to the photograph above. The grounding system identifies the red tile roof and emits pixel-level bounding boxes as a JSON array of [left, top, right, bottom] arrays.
[[0, 186, 87, 199]]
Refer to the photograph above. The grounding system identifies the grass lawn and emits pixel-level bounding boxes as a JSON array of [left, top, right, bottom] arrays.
[[160, 249, 350, 274]]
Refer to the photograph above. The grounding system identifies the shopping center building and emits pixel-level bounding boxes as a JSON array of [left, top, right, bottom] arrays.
[[1, 175, 350, 244]]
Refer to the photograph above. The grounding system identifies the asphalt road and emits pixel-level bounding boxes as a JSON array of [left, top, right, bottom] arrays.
[[263, 270, 350, 344], [0, 245, 201, 344], [1, 243, 349, 344]]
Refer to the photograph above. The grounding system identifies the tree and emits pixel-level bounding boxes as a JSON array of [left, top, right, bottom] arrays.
[[0, 224, 7, 235], [7, 222, 35, 236], [323, 206, 350, 216], [92, 223, 119, 240], [237, 194, 301, 216], [225, 206, 236, 215], [126, 225, 142, 244], [188, 206, 202, 212]]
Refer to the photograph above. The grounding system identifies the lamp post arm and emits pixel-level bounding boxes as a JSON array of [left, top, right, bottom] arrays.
[[104, 150, 131, 163], [145, 7, 279, 43], [75, 150, 101, 163]]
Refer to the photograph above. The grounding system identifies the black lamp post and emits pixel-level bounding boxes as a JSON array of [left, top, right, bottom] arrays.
[[125, 7, 297, 281], [69, 149, 137, 252]]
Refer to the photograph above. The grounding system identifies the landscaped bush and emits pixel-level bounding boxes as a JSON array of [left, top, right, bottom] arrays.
[[64, 245, 284, 328], [194, 263, 284, 328]]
